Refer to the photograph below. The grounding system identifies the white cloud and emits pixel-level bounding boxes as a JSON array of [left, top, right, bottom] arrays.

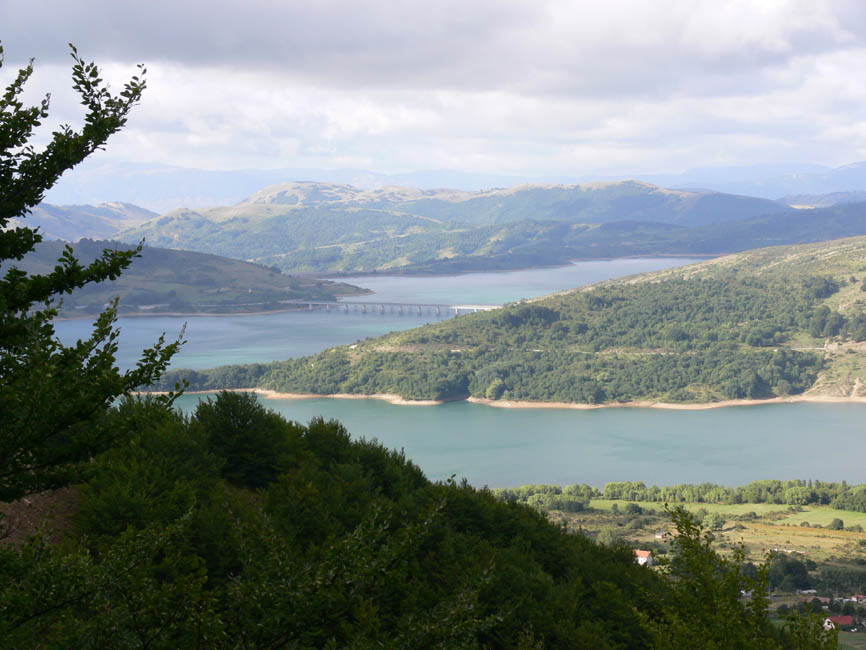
[[3, 0, 866, 177]]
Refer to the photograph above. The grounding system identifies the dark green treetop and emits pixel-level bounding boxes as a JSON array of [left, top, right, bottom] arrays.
[[0, 43, 180, 503]]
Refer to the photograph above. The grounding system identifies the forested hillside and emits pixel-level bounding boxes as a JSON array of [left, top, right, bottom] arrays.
[[0, 393, 834, 648], [2, 38, 838, 650], [157, 236, 866, 405], [5, 239, 366, 315]]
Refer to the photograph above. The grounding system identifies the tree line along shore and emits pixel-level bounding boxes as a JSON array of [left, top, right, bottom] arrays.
[[152, 237, 866, 407]]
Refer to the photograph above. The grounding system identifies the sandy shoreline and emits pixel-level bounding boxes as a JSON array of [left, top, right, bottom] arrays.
[[467, 394, 866, 410], [143, 387, 447, 406], [145, 388, 866, 410]]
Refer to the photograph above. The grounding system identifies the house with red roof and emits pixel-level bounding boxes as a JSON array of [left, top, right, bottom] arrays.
[[633, 549, 653, 566], [824, 615, 854, 631]]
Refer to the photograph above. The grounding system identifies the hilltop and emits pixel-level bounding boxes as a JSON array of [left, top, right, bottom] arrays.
[[155, 235, 866, 405]]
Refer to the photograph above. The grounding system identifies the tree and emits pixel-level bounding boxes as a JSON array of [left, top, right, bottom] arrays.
[[0, 43, 180, 505], [649, 506, 835, 649]]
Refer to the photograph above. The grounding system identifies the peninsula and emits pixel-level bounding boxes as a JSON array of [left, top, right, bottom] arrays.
[[153, 235, 866, 406]]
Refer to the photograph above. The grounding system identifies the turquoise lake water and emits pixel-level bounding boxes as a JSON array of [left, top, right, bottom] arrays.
[[55, 257, 866, 488], [171, 395, 866, 488], [56, 257, 698, 370]]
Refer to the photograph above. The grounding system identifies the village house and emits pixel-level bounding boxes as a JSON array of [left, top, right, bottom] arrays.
[[824, 615, 855, 631], [633, 549, 653, 566]]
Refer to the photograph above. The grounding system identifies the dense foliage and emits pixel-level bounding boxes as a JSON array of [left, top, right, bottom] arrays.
[[160, 273, 835, 404], [496, 479, 866, 515], [0, 393, 835, 648], [0, 44, 179, 502], [600, 480, 866, 512]]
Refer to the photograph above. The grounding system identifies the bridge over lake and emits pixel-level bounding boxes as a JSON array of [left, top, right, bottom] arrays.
[[281, 299, 500, 316]]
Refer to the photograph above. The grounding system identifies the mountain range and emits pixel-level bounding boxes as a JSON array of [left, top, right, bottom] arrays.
[[106, 179, 866, 274], [30, 174, 866, 277], [42, 159, 866, 211]]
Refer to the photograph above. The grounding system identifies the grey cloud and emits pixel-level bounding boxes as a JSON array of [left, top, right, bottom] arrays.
[[2, 0, 861, 100]]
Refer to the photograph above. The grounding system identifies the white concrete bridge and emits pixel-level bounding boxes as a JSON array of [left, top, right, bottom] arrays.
[[281, 299, 499, 316]]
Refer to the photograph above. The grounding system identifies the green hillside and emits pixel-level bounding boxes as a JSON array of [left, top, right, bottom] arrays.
[[1, 393, 828, 647], [312, 201, 866, 276], [393, 180, 783, 227], [118, 180, 794, 273], [7, 240, 366, 316], [156, 236, 866, 404]]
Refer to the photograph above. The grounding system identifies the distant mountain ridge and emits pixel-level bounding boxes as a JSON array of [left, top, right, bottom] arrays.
[[117, 180, 792, 273], [43, 159, 866, 211], [43, 161, 551, 212], [15, 202, 157, 241], [780, 190, 866, 208], [223, 179, 785, 227]]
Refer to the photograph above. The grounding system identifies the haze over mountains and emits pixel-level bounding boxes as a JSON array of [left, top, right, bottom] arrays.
[[111, 180, 789, 273], [42, 159, 866, 211], [29, 174, 866, 276], [15, 202, 157, 241]]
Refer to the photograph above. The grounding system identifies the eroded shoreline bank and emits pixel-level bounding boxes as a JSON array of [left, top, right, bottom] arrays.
[[153, 388, 866, 410]]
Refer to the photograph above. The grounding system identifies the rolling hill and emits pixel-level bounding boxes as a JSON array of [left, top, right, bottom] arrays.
[[14, 202, 157, 241], [117, 180, 791, 273], [154, 235, 866, 405], [7, 240, 366, 316]]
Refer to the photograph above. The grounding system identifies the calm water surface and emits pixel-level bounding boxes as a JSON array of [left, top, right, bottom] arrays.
[[172, 395, 866, 488], [58, 256, 865, 488], [56, 257, 698, 370]]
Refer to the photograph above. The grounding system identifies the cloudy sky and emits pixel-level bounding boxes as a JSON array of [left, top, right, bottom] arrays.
[[3, 0, 866, 178]]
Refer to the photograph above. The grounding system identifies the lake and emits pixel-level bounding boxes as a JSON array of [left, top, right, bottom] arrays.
[[56, 257, 698, 370], [171, 395, 866, 489], [56, 256, 866, 489]]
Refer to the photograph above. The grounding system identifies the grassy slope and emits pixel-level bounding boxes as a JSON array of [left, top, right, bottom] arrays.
[[156, 235, 866, 404], [570, 500, 866, 565]]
